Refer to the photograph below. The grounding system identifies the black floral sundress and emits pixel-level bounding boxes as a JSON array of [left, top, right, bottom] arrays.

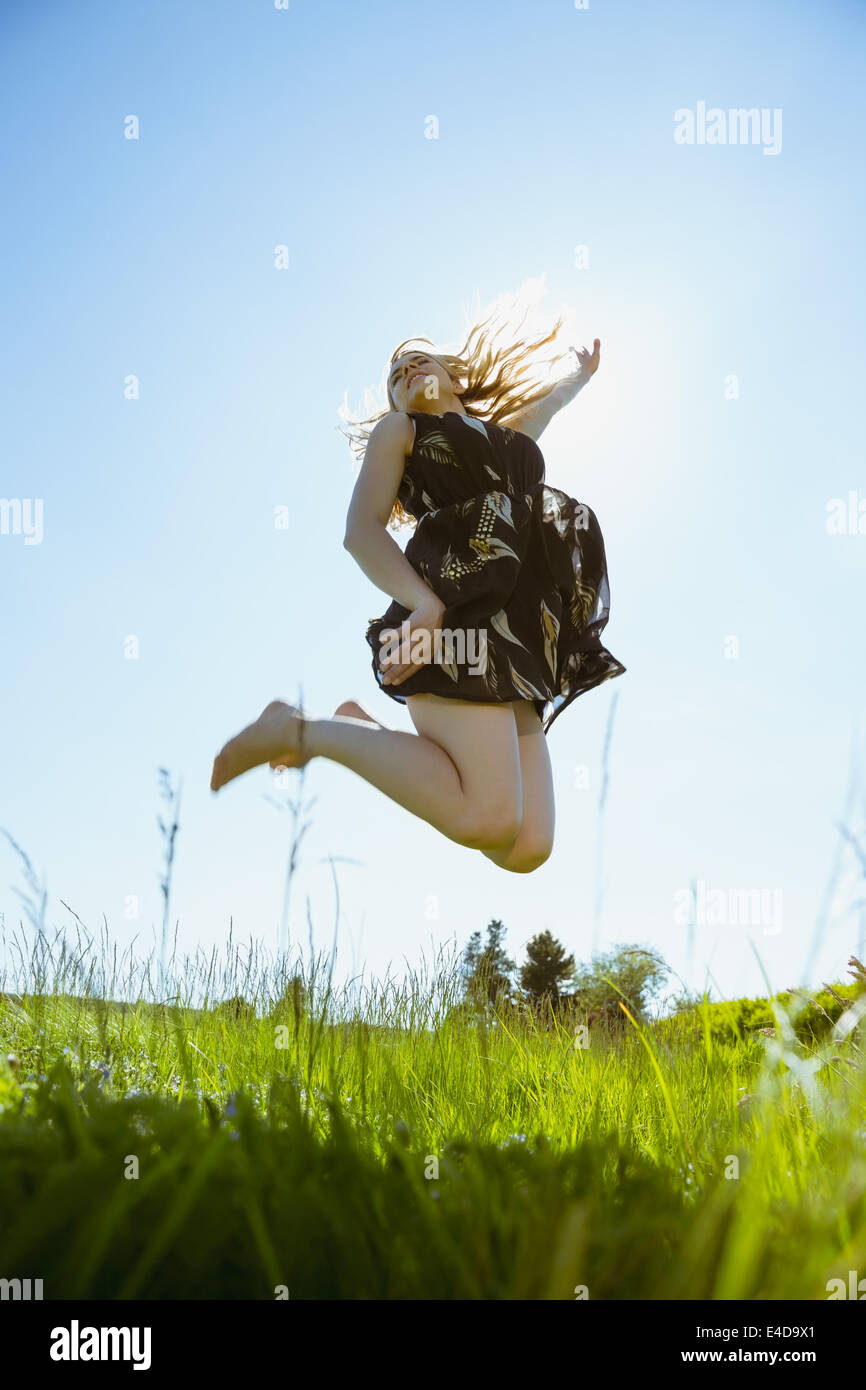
[[364, 410, 625, 735]]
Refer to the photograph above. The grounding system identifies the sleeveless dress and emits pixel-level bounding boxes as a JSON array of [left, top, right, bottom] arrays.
[[364, 410, 625, 736]]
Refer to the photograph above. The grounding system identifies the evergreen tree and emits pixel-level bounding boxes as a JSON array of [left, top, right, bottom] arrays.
[[519, 930, 576, 1005], [461, 919, 515, 1007], [459, 930, 483, 992]]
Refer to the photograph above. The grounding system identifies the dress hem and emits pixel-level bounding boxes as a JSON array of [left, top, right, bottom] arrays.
[[366, 641, 626, 738]]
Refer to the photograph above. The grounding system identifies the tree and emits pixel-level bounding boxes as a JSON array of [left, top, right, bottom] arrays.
[[519, 930, 576, 1005], [461, 919, 516, 1008], [459, 930, 483, 991], [565, 943, 669, 1025]]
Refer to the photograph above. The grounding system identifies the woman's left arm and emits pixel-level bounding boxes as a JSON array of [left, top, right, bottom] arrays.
[[504, 339, 601, 441]]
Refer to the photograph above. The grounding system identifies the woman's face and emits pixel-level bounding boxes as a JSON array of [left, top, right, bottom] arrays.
[[387, 352, 459, 412]]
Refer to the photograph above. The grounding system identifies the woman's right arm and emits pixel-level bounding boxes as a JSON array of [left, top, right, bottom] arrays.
[[503, 340, 601, 441], [343, 412, 442, 614]]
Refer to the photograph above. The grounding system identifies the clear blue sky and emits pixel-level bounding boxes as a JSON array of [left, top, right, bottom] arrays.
[[2, 0, 865, 1007]]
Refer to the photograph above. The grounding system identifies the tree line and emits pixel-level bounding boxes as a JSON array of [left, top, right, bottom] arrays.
[[458, 919, 670, 1028]]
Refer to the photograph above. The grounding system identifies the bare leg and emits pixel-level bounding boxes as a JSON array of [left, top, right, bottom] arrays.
[[480, 702, 555, 872], [210, 696, 523, 852], [337, 698, 553, 873]]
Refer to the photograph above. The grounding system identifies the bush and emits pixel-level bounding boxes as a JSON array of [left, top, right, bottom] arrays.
[[673, 982, 864, 1045]]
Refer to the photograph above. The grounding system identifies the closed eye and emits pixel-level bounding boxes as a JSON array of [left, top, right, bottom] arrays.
[[390, 356, 428, 388]]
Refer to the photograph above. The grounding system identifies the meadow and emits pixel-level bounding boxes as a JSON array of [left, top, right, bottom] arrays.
[[1, 915, 865, 1301]]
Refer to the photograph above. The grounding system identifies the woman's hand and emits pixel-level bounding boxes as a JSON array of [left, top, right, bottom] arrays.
[[572, 338, 601, 378], [379, 593, 447, 687]]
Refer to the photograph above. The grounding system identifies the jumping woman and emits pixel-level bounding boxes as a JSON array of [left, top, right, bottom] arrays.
[[210, 303, 625, 873]]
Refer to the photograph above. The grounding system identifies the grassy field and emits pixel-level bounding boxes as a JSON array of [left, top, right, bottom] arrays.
[[2, 925, 865, 1300]]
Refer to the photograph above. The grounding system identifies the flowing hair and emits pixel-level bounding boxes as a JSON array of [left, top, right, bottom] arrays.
[[339, 295, 575, 531]]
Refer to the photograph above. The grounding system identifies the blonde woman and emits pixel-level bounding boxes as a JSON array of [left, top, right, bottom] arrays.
[[210, 306, 625, 872]]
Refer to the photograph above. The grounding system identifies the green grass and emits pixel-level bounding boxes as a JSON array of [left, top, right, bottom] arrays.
[[2, 931, 866, 1299]]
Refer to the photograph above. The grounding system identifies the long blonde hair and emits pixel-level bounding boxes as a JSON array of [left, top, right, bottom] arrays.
[[339, 297, 574, 531]]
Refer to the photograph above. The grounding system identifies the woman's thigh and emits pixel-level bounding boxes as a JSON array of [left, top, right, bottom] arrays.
[[513, 701, 555, 839], [481, 701, 555, 868], [405, 693, 523, 823]]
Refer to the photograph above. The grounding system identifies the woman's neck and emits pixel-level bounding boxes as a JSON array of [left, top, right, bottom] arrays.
[[414, 396, 466, 417]]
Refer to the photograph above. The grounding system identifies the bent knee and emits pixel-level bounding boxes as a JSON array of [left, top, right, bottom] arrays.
[[458, 808, 523, 852], [502, 840, 553, 873]]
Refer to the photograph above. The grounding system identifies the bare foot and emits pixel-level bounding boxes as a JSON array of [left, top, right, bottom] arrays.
[[211, 700, 310, 791], [333, 699, 382, 726]]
